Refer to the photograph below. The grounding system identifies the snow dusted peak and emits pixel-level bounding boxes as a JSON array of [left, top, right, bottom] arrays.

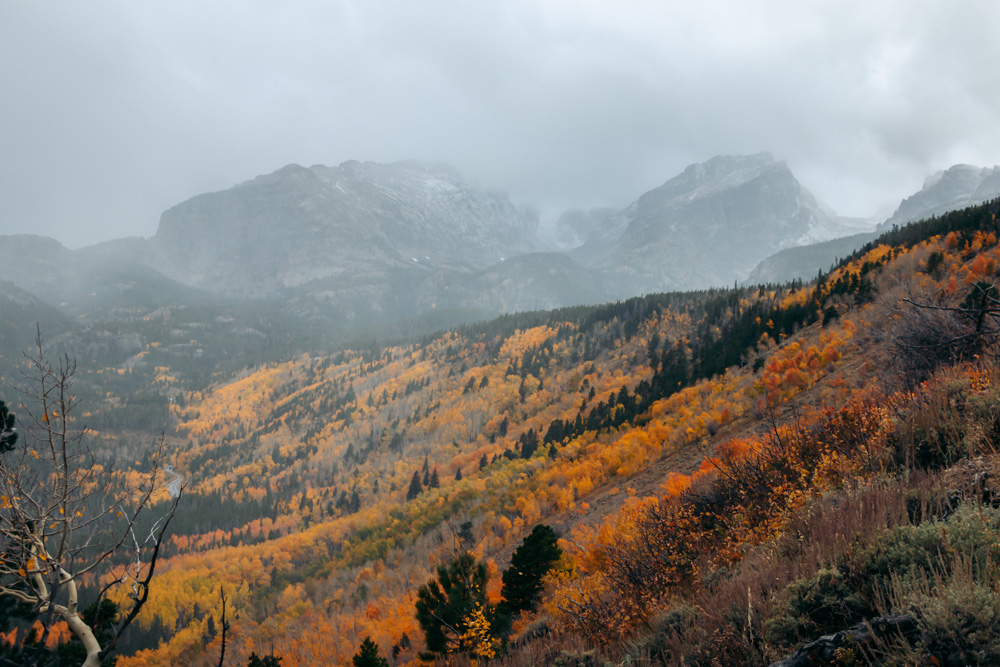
[[922, 169, 946, 190], [683, 152, 778, 181], [691, 151, 776, 175], [930, 164, 995, 193], [150, 159, 541, 297], [573, 152, 851, 290], [879, 163, 1000, 231], [652, 153, 787, 205]]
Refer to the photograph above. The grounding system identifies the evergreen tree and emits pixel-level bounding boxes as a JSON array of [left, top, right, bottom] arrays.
[[406, 471, 423, 500], [519, 429, 538, 459], [352, 637, 388, 667], [391, 632, 411, 659], [247, 652, 282, 667], [500, 524, 562, 616], [429, 468, 440, 488], [350, 489, 362, 512], [415, 552, 503, 657], [454, 467, 463, 481]]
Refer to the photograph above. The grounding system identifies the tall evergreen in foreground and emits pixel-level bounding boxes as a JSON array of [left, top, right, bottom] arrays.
[[501, 524, 562, 616]]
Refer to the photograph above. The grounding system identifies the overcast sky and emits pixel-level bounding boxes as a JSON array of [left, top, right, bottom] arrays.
[[2, 1, 999, 249]]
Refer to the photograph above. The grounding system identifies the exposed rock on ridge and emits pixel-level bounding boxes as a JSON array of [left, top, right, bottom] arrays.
[[878, 163, 1000, 231], [573, 153, 866, 292], [149, 161, 543, 298]]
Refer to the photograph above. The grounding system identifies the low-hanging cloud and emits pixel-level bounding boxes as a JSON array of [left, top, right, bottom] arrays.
[[2, 0, 999, 247]]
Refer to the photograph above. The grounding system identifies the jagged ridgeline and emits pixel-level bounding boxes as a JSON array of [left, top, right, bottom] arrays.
[[4, 197, 1000, 666]]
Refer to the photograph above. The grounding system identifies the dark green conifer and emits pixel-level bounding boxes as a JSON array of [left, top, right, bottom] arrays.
[[352, 636, 388, 667], [500, 524, 562, 616], [406, 471, 423, 500]]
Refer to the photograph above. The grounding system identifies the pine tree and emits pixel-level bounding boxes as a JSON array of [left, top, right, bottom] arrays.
[[406, 471, 423, 500], [500, 524, 562, 616], [415, 552, 502, 657], [350, 489, 361, 512], [247, 652, 282, 667], [429, 468, 440, 488], [454, 467, 463, 481], [352, 637, 388, 667]]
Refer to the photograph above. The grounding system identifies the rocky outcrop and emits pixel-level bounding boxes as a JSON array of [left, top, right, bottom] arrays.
[[769, 614, 919, 667]]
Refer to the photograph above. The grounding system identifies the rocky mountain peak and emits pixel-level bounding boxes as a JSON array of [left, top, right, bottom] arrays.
[[147, 160, 542, 297], [572, 153, 864, 291], [879, 163, 1000, 231]]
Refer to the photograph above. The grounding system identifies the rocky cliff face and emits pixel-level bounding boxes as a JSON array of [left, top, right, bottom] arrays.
[[148, 161, 542, 298], [877, 164, 1000, 231], [572, 153, 867, 292]]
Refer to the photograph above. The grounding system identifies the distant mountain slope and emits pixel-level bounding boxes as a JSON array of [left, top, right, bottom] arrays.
[[552, 207, 617, 249], [0, 279, 73, 375], [748, 162, 1000, 284], [0, 234, 211, 319], [573, 153, 869, 291], [148, 161, 543, 298], [877, 163, 1000, 231], [746, 231, 878, 284], [412, 252, 619, 313]]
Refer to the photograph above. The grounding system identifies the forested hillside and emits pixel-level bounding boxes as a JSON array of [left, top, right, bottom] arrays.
[[5, 199, 1000, 666]]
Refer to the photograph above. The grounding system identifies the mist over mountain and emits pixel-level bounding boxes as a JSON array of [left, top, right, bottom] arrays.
[[749, 162, 1000, 284], [0, 234, 207, 319], [147, 161, 543, 298], [877, 164, 1000, 231], [2, 154, 997, 345], [551, 207, 617, 249], [572, 153, 873, 292]]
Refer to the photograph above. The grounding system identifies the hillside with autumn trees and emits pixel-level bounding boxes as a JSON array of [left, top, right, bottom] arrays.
[[5, 198, 1000, 665]]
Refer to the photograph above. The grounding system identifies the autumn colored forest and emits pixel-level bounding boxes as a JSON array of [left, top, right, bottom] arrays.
[[5, 198, 1000, 666]]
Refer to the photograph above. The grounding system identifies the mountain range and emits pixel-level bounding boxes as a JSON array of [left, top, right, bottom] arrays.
[[749, 162, 1000, 283], [2, 154, 999, 348]]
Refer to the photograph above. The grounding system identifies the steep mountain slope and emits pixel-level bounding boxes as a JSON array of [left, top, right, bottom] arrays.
[[99, 200, 997, 666], [750, 162, 1000, 284], [148, 161, 543, 298], [573, 153, 869, 291], [7, 195, 1000, 665], [877, 163, 1000, 231], [551, 207, 617, 249], [745, 231, 878, 284], [0, 234, 210, 319], [0, 279, 73, 377]]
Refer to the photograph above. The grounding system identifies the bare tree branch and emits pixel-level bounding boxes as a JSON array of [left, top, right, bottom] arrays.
[[0, 330, 181, 666]]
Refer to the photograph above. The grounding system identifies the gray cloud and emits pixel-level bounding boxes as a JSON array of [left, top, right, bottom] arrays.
[[2, 1, 999, 247]]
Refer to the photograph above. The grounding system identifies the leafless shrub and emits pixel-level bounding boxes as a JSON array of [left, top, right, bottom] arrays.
[[884, 281, 1000, 386], [0, 331, 181, 667]]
